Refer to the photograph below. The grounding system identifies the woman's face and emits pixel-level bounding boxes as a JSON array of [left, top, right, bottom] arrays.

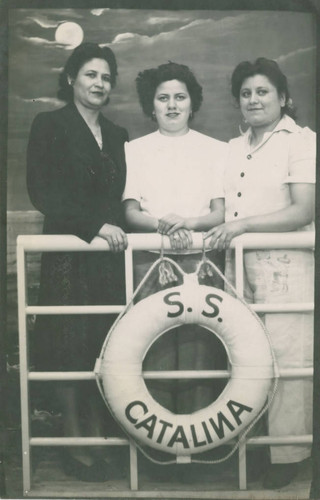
[[239, 74, 285, 131], [72, 58, 111, 111], [153, 79, 192, 136]]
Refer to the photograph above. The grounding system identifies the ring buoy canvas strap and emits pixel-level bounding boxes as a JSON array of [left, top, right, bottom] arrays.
[[98, 279, 274, 457]]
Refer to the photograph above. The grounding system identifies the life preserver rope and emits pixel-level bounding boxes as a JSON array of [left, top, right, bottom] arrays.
[[96, 255, 276, 459]]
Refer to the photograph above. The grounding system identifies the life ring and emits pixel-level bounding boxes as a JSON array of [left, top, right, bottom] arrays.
[[99, 280, 274, 457]]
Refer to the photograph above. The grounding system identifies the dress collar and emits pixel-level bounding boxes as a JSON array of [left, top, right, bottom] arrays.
[[156, 128, 192, 140], [268, 114, 299, 134], [244, 114, 298, 153]]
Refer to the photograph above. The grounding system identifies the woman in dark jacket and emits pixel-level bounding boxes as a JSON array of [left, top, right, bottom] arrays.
[[27, 43, 128, 481]]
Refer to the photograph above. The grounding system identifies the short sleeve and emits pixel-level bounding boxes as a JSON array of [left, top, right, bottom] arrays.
[[286, 127, 316, 184], [122, 141, 142, 202]]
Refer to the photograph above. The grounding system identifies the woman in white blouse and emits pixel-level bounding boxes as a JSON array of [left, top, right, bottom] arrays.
[[123, 62, 228, 414], [206, 57, 315, 489]]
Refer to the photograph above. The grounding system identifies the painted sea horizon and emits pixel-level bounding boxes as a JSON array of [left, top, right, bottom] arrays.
[[7, 211, 43, 361], [7, 210, 43, 275]]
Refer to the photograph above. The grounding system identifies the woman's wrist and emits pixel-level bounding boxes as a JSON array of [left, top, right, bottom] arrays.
[[183, 217, 198, 231], [98, 223, 109, 236], [241, 217, 253, 233]]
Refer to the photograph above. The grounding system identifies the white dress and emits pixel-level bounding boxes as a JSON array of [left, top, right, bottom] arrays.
[[224, 114, 315, 464], [123, 128, 227, 219], [123, 129, 229, 413]]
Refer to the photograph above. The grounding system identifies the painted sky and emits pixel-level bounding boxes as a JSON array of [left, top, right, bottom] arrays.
[[7, 8, 316, 210]]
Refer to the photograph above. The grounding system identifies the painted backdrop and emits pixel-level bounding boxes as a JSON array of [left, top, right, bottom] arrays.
[[7, 8, 316, 211]]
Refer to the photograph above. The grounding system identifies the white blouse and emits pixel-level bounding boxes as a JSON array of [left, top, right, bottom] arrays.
[[224, 115, 316, 230], [123, 129, 228, 219]]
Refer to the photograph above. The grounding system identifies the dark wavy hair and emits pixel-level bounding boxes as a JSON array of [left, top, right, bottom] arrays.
[[136, 62, 203, 119], [231, 57, 296, 119], [57, 43, 118, 103]]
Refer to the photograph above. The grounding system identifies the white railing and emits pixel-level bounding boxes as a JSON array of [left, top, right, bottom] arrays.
[[17, 232, 314, 498]]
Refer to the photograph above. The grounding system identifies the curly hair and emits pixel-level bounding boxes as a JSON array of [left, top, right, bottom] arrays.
[[57, 42, 118, 103], [136, 62, 203, 118], [231, 57, 296, 119]]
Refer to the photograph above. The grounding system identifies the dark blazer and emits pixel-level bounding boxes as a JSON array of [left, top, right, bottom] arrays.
[[27, 103, 128, 243]]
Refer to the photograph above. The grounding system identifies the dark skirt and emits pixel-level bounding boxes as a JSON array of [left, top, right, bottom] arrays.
[[33, 250, 125, 371]]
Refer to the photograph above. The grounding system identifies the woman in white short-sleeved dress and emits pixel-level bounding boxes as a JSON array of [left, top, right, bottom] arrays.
[[123, 62, 228, 415], [206, 57, 315, 489]]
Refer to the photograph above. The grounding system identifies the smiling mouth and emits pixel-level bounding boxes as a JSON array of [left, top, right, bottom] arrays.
[[166, 112, 180, 118]]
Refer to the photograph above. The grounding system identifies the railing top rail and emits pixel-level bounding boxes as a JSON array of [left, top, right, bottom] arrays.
[[17, 231, 315, 252]]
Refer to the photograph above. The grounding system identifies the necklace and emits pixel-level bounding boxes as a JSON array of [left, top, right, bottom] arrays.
[[92, 129, 103, 149], [75, 104, 103, 149], [88, 124, 103, 150]]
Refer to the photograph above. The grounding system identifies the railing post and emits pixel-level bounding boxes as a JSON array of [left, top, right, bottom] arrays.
[[125, 247, 139, 490], [17, 238, 32, 495], [238, 441, 247, 490], [125, 245, 134, 303], [129, 439, 138, 490], [235, 240, 244, 297]]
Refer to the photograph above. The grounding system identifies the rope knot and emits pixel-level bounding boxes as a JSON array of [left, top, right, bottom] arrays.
[[158, 261, 178, 286], [198, 262, 214, 279]]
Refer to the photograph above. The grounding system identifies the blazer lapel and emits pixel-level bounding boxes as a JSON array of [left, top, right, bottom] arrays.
[[100, 116, 126, 182], [61, 104, 104, 174]]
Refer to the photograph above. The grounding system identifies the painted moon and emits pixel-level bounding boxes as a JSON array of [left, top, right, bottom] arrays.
[[55, 22, 84, 48]]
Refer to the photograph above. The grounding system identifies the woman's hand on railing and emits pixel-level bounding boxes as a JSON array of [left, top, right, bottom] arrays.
[[158, 213, 190, 234], [98, 223, 128, 252], [168, 228, 193, 251], [157, 213, 193, 250], [204, 220, 248, 251]]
